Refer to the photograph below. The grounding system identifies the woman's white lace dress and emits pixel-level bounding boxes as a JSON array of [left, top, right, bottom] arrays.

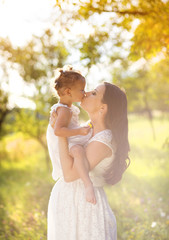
[[46, 103, 117, 240]]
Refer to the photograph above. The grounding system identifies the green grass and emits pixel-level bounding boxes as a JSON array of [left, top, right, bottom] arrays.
[[0, 115, 169, 239], [0, 134, 53, 240]]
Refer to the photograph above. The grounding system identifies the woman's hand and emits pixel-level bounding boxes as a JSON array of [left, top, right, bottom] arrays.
[[50, 110, 57, 128]]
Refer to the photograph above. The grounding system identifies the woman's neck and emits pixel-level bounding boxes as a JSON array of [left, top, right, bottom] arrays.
[[90, 115, 107, 136]]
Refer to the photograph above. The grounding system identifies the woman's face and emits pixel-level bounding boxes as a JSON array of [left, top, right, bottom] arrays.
[[80, 84, 106, 113]]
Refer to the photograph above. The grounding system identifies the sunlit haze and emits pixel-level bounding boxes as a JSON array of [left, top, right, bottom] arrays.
[[0, 0, 151, 109], [0, 0, 55, 46], [0, 0, 106, 109], [0, 0, 56, 108]]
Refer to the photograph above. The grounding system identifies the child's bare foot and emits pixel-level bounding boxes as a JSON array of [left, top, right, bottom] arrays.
[[85, 184, 97, 205]]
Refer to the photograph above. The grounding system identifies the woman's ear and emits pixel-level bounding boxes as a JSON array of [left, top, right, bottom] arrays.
[[100, 104, 107, 115]]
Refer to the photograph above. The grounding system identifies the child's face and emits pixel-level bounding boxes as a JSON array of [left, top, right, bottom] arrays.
[[70, 80, 86, 102]]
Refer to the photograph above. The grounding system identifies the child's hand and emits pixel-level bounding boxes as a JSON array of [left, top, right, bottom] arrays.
[[79, 126, 91, 135]]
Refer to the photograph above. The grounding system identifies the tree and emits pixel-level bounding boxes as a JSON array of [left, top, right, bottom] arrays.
[[55, 0, 169, 58], [54, 0, 169, 115], [0, 89, 10, 137], [0, 29, 69, 167]]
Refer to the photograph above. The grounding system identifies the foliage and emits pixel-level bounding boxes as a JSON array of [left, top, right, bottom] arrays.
[[130, 1, 169, 60], [112, 60, 169, 113], [55, 0, 169, 58], [0, 30, 69, 82], [0, 0, 169, 125], [0, 29, 69, 139], [0, 29, 70, 169], [54, 0, 169, 114], [0, 88, 10, 136]]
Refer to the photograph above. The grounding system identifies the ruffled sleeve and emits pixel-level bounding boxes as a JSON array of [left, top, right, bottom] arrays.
[[70, 104, 80, 115], [88, 129, 115, 153], [50, 103, 70, 114]]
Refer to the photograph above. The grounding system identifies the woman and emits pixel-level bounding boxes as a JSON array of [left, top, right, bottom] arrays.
[[47, 82, 130, 240]]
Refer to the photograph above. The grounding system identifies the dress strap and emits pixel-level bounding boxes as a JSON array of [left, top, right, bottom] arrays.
[[88, 129, 114, 152]]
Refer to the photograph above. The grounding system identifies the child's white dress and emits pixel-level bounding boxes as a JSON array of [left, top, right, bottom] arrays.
[[46, 103, 117, 240], [46, 102, 92, 181]]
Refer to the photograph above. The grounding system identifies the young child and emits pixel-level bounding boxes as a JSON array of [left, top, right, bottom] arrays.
[[47, 66, 96, 205]]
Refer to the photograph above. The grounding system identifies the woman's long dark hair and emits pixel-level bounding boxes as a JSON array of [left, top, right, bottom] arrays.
[[102, 82, 130, 185]]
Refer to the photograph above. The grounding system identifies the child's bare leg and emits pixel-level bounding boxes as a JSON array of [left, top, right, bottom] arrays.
[[70, 145, 96, 205]]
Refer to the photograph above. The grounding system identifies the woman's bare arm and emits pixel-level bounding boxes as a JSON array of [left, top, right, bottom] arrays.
[[58, 137, 112, 182]]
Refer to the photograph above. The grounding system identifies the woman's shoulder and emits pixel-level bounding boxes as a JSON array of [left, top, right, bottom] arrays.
[[85, 129, 114, 171], [88, 129, 116, 152], [89, 129, 112, 143]]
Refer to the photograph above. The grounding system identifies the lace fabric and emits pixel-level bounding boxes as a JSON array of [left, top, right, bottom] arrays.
[[47, 106, 117, 239], [47, 103, 81, 180], [87, 129, 115, 187], [50, 102, 80, 129], [89, 129, 113, 150]]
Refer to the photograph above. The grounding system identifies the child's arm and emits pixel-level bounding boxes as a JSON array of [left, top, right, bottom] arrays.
[[53, 107, 90, 137]]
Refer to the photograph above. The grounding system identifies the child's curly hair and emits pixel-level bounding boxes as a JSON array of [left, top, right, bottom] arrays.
[[53, 65, 85, 96]]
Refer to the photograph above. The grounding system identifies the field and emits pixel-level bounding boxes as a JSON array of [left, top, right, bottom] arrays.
[[0, 115, 169, 240]]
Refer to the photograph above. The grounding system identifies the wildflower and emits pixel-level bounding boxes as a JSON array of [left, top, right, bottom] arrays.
[[166, 220, 169, 225], [160, 211, 166, 217], [159, 208, 166, 217], [151, 222, 157, 228]]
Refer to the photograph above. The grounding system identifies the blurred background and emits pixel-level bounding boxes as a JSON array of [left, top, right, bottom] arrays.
[[0, 0, 169, 239]]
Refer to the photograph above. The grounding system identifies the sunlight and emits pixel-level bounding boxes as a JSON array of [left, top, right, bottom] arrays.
[[0, 0, 100, 108], [0, 0, 55, 108], [0, 0, 55, 46]]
